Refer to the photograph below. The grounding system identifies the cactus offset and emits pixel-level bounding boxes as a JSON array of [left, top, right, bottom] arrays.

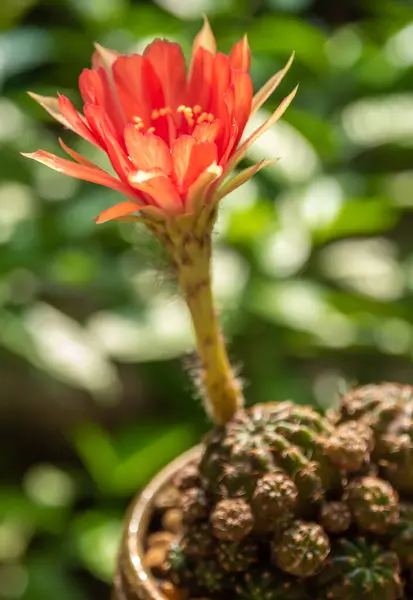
[[333, 383, 413, 494], [390, 502, 413, 569], [344, 475, 399, 534], [271, 521, 330, 576], [216, 538, 258, 572], [319, 501, 352, 534], [236, 570, 311, 600], [210, 498, 254, 542], [148, 385, 413, 599], [317, 539, 403, 600]]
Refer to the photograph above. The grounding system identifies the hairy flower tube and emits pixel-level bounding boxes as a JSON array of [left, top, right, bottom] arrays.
[[23, 18, 296, 423]]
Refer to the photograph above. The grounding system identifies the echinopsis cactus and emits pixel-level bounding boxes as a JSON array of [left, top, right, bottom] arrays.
[[22, 14, 413, 600], [146, 384, 413, 599]]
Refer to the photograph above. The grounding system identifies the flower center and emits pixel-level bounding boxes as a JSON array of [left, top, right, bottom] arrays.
[[177, 105, 215, 128], [132, 105, 215, 136]]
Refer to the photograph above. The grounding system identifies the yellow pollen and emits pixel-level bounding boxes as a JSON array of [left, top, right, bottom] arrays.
[[196, 112, 215, 125], [178, 105, 196, 127], [132, 116, 145, 130], [151, 107, 172, 121], [147, 127, 155, 134], [176, 105, 214, 129]]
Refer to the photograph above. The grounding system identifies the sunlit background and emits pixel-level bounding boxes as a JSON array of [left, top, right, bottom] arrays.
[[1, 0, 413, 597]]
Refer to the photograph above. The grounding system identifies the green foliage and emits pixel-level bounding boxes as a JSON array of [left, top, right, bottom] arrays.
[[1, 0, 413, 598]]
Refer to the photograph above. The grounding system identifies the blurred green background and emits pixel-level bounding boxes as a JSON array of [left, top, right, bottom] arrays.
[[1, 0, 413, 597]]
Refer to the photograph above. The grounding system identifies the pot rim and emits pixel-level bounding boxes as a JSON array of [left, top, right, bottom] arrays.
[[115, 444, 203, 600]]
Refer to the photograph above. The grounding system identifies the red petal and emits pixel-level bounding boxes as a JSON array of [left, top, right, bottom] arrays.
[[59, 138, 99, 168], [193, 120, 221, 143], [79, 68, 125, 135], [184, 141, 218, 189], [84, 105, 133, 183], [22, 150, 133, 195], [186, 163, 222, 213], [211, 91, 233, 162], [171, 136, 194, 187], [229, 35, 251, 72], [129, 173, 182, 212], [208, 53, 231, 119], [219, 119, 238, 167], [57, 94, 101, 147], [230, 71, 253, 142], [96, 201, 141, 224], [187, 47, 214, 110], [112, 55, 164, 124], [124, 126, 172, 174], [79, 68, 103, 105], [144, 40, 186, 111], [172, 136, 218, 190]]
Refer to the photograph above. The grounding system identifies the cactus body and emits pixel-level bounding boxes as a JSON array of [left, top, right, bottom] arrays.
[[148, 386, 413, 599]]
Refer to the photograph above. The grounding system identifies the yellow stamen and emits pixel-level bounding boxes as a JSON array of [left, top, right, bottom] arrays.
[[151, 107, 172, 121], [196, 112, 215, 125], [132, 116, 145, 130]]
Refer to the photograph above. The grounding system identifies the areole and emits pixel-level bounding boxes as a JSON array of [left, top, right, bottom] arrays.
[[113, 445, 202, 600]]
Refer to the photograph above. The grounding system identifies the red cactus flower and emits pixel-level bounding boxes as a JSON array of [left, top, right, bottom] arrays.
[[23, 19, 296, 225]]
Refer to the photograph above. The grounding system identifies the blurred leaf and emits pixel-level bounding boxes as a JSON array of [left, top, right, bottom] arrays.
[[111, 423, 196, 493], [71, 510, 122, 582], [0, 28, 52, 81], [23, 553, 88, 600], [70, 423, 118, 494], [0, 0, 37, 29], [286, 108, 339, 161], [248, 16, 328, 71], [313, 197, 400, 242], [0, 488, 70, 534], [71, 421, 196, 495], [225, 202, 277, 244]]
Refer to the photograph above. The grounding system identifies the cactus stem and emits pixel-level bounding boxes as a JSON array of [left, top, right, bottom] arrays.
[[153, 213, 244, 424]]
